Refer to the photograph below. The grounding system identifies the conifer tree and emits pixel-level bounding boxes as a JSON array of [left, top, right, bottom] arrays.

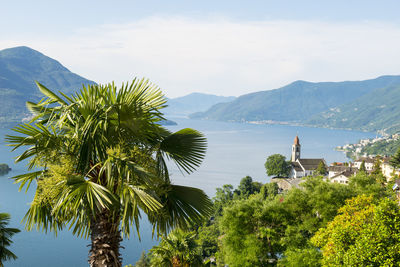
[[390, 147, 400, 168], [360, 160, 367, 173]]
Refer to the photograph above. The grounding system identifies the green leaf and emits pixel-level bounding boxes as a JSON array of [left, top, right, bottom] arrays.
[[35, 81, 67, 105]]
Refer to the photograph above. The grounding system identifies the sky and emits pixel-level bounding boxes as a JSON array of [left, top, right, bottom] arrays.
[[2, 0, 400, 97]]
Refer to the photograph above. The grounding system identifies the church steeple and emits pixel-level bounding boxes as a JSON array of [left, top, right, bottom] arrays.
[[291, 135, 301, 162]]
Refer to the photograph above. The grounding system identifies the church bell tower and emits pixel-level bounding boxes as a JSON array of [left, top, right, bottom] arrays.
[[291, 135, 301, 162]]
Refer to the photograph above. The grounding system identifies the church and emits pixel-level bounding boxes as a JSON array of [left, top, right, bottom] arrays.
[[289, 136, 326, 178]]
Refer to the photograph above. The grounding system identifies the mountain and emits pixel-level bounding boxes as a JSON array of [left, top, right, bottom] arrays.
[[191, 75, 400, 133], [0, 46, 96, 126], [164, 92, 235, 116], [307, 84, 400, 133]]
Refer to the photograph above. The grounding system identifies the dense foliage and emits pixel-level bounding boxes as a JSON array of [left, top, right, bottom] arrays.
[[150, 229, 202, 266], [136, 168, 397, 266], [312, 195, 400, 266], [264, 154, 291, 177], [360, 137, 400, 157], [315, 161, 327, 175], [0, 213, 20, 266]]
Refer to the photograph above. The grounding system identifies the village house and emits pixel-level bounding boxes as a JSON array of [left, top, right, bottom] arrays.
[[352, 156, 400, 181], [273, 136, 400, 190], [353, 157, 375, 171], [380, 157, 400, 180], [328, 165, 358, 184]]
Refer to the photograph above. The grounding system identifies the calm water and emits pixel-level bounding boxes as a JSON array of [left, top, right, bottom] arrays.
[[0, 118, 375, 266]]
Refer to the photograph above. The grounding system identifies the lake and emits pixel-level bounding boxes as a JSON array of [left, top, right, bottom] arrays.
[[0, 118, 375, 266]]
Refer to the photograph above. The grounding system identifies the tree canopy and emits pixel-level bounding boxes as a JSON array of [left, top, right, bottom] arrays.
[[149, 229, 202, 267], [265, 154, 291, 177], [0, 213, 20, 267], [136, 166, 397, 266], [312, 195, 400, 266], [315, 161, 327, 176]]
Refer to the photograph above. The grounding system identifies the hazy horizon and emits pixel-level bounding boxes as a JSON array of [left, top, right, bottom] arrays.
[[2, 1, 400, 98]]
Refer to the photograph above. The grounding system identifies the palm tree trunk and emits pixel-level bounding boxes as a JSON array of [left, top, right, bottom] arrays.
[[89, 210, 122, 267]]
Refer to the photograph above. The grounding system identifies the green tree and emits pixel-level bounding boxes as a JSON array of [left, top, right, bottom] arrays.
[[213, 184, 234, 216], [315, 161, 327, 176], [195, 221, 219, 263], [278, 248, 321, 267], [6, 80, 212, 266], [372, 155, 382, 176], [359, 160, 366, 173], [0, 213, 20, 267], [150, 229, 202, 267], [219, 197, 269, 266], [237, 176, 261, 197], [203, 172, 394, 266], [260, 182, 279, 200], [312, 195, 400, 266], [265, 154, 291, 177], [348, 171, 389, 199], [391, 147, 400, 165]]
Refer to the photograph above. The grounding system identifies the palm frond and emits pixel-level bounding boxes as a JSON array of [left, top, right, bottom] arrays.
[[0, 213, 20, 262], [35, 81, 67, 105], [119, 185, 163, 238], [23, 202, 63, 234], [159, 128, 207, 174], [148, 184, 212, 235], [12, 170, 44, 192]]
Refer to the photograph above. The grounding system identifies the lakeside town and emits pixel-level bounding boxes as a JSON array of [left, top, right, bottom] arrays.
[[336, 133, 400, 158], [272, 135, 400, 193]]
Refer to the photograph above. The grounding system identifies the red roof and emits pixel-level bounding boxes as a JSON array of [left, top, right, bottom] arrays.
[[294, 135, 300, 145]]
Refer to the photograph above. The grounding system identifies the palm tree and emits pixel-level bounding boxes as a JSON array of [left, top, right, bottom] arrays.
[[6, 79, 212, 267], [0, 213, 20, 267], [150, 229, 202, 267]]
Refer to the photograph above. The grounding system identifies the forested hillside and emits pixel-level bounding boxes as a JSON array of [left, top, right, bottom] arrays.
[[0, 46, 95, 126], [308, 84, 400, 133], [191, 76, 400, 133]]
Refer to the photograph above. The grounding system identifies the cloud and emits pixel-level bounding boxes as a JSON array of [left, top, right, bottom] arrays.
[[2, 17, 400, 97]]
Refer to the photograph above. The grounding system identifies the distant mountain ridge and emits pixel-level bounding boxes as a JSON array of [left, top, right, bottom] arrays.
[[3, 46, 400, 134], [164, 92, 235, 116], [0, 46, 96, 126], [0, 46, 233, 126], [191, 75, 400, 134]]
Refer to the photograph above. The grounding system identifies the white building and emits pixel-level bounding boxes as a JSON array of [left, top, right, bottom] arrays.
[[380, 158, 400, 181], [328, 167, 358, 184], [353, 157, 375, 171], [289, 136, 326, 179], [353, 156, 400, 181]]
